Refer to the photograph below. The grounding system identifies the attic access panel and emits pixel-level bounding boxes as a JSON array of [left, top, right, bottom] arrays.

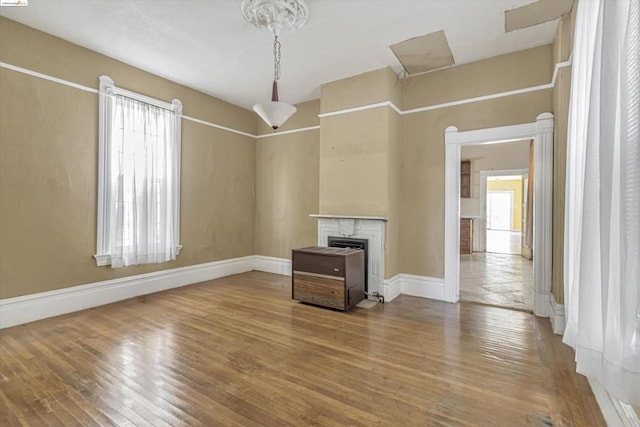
[[390, 29, 454, 75]]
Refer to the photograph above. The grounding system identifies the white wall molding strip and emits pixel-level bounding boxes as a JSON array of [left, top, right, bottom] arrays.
[[0, 256, 255, 329], [2, 58, 572, 137], [318, 101, 396, 118], [318, 58, 573, 119], [256, 125, 320, 139], [253, 256, 292, 276], [402, 83, 552, 115], [0, 61, 99, 94], [588, 378, 640, 427], [180, 114, 256, 138]]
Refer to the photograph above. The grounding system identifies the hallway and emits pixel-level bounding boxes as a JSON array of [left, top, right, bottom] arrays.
[[460, 252, 533, 311]]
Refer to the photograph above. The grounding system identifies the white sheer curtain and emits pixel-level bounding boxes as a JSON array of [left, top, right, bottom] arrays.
[[109, 95, 179, 268], [563, 0, 640, 405]]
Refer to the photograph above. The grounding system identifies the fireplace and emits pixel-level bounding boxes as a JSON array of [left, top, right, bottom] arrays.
[[328, 236, 369, 292], [311, 214, 387, 299]]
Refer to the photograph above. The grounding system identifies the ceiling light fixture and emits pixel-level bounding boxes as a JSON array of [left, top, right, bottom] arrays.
[[241, 0, 309, 130]]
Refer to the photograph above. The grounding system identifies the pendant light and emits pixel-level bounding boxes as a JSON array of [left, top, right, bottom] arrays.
[[241, 0, 309, 130], [252, 33, 297, 130]]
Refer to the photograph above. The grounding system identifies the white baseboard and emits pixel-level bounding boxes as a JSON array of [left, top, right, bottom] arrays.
[[0, 256, 254, 329], [383, 274, 446, 303], [548, 293, 566, 335], [383, 275, 402, 302], [253, 256, 292, 276], [589, 378, 640, 427], [400, 274, 446, 300]]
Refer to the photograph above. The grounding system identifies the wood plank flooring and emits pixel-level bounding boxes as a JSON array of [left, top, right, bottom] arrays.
[[0, 271, 604, 426]]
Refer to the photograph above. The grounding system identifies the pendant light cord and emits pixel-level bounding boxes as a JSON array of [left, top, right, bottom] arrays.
[[273, 35, 281, 82]]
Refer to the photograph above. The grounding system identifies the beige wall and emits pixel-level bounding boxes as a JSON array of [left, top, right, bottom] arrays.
[[0, 18, 256, 299], [320, 67, 401, 113], [254, 100, 320, 259], [402, 45, 553, 110], [400, 90, 552, 278], [460, 140, 530, 217], [1, 15, 572, 303], [551, 5, 577, 305]]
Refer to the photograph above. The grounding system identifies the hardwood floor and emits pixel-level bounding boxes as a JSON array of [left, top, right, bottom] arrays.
[[0, 271, 604, 426]]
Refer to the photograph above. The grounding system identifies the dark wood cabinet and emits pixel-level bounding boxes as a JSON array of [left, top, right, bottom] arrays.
[[460, 218, 473, 254], [292, 246, 365, 311], [461, 160, 471, 198]]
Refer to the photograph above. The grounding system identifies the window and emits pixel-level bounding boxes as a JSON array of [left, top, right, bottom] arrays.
[[94, 76, 182, 267]]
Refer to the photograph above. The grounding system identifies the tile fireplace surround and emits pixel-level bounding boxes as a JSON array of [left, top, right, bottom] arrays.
[[310, 214, 387, 299]]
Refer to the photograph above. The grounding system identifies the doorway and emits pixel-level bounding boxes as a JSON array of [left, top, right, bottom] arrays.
[[485, 174, 523, 255], [458, 149, 533, 311], [443, 113, 554, 317]]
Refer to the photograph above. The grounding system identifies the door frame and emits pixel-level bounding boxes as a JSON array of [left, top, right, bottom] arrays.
[[477, 168, 528, 251], [444, 112, 553, 317]]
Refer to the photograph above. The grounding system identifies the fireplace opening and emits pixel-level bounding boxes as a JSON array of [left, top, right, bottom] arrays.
[[327, 236, 369, 293]]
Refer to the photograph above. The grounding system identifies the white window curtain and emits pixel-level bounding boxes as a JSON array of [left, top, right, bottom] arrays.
[[95, 77, 182, 268], [108, 95, 180, 268], [563, 0, 640, 406]]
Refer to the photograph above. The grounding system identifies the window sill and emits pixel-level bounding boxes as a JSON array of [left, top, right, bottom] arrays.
[[94, 245, 183, 267]]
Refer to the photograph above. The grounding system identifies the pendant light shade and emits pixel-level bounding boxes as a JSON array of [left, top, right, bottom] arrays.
[[253, 80, 297, 130], [253, 101, 297, 130]]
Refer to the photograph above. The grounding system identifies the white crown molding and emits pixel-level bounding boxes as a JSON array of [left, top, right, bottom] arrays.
[[0, 256, 255, 329]]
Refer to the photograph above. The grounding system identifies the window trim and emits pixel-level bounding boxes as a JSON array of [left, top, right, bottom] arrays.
[[94, 75, 183, 267]]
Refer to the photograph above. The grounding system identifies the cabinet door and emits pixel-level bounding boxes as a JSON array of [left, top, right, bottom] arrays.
[[293, 272, 345, 310]]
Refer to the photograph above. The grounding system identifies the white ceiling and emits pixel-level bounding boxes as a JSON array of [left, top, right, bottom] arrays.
[[1, 0, 559, 111]]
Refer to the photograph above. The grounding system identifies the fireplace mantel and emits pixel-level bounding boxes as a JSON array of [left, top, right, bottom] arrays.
[[310, 214, 387, 299]]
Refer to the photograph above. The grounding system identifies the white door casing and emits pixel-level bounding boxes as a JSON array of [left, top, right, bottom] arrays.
[[444, 112, 554, 316]]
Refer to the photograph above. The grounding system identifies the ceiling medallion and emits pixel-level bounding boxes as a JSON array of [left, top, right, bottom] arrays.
[[241, 0, 309, 35]]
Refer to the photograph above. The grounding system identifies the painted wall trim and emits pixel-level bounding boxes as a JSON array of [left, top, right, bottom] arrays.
[[0, 60, 99, 94], [588, 378, 640, 427], [0, 61, 254, 139], [1, 58, 571, 137], [318, 101, 395, 118], [383, 274, 445, 302], [444, 113, 555, 313], [256, 125, 320, 139], [181, 114, 256, 138], [318, 58, 572, 118], [400, 274, 446, 301], [254, 256, 292, 276], [548, 293, 566, 335], [383, 274, 402, 302], [0, 256, 255, 329]]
